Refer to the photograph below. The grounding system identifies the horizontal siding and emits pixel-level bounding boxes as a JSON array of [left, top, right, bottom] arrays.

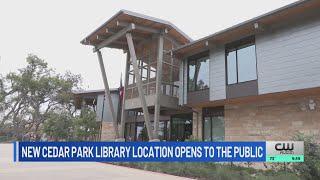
[[210, 48, 226, 101], [257, 18, 320, 94], [96, 94, 119, 122]]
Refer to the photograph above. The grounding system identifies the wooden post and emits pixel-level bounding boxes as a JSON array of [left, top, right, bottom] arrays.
[[153, 33, 164, 140], [125, 33, 154, 140], [96, 50, 120, 139], [119, 52, 130, 139]]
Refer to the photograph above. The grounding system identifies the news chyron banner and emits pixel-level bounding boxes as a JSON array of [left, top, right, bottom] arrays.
[[13, 141, 304, 162]]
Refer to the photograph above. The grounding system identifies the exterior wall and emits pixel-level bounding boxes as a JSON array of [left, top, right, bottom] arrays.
[[256, 17, 320, 95], [96, 93, 119, 122], [224, 95, 320, 141], [192, 108, 203, 140], [209, 47, 226, 101], [184, 16, 320, 103], [187, 89, 209, 105], [100, 121, 117, 141]]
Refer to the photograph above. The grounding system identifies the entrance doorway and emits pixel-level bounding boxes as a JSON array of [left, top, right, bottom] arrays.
[[170, 114, 193, 141]]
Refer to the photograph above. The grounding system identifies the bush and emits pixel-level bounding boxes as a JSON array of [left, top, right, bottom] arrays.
[[292, 133, 320, 180], [112, 162, 300, 180]]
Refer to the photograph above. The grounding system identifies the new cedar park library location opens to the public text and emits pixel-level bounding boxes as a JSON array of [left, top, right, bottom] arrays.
[[21, 145, 264, 159]]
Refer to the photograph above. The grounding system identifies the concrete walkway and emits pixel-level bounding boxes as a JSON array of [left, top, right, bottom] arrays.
[[0, 144, 192, 180]]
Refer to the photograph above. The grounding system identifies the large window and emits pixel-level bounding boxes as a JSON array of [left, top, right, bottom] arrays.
[[226, 37, 257, 85], [203, 116, 225, 141], [203, 107, 225, 141], [188, 52, 209, 91]]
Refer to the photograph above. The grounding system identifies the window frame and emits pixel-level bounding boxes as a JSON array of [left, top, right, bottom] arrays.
[[187, 51, 210, 92], [202, 107, 225, 141], [225, 36, 258, 85]]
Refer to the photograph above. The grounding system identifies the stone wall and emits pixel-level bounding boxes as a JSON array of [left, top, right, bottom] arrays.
[[192, 95, 320, 141], [100, 121, 116, 141], [225, 95, 320, 141]]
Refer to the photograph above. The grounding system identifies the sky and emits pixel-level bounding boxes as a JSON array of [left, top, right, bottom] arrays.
[[0, 0, 297, 90]]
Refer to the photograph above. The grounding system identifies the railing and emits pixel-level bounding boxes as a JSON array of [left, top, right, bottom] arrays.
[[125, 82, 179, 99], [161, 83, 179, 97]]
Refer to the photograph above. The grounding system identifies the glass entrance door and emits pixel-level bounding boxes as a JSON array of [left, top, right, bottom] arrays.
[[170, 114, 193, 141]]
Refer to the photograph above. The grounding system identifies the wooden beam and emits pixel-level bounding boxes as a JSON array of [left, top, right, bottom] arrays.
[[164, 34, 181, 47], [96, 50, 120, 139], [126, 33, 154, 140], [97, 33, 146, 42], [153, 33, 164, 140], [94, 23, 135, 52], [117, 21, 160, 34], [119, 52, 130, 139]]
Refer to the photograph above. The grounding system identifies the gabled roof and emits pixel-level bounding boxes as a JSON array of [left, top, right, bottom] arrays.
[[81, 10, 192, 50], [173, 0, 320, 56]]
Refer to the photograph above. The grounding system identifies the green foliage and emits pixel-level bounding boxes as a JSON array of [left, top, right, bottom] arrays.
[[72, 108, 99, 141], [42, 108, 99, 141], [43, 111, 73, 141], [1, 54, 82, 140], [292, 133, 320, 180], [113, 162, 300, 180], [0, 74, 5, 111]]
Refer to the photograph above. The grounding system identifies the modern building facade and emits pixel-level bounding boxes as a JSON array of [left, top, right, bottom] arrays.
[[81, 0, 320, 142], [73, 89, 121, 140]]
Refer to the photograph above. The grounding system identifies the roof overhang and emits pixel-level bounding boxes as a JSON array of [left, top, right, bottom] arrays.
[[173, 0, 320, 57], [81, 10, 192, 51], [73, 89, 119, 109]]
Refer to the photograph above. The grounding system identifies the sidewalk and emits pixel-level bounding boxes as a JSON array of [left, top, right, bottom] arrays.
[[0, 143, 192, 180]]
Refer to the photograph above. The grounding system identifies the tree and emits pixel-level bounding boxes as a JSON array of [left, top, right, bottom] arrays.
[[43, 111, 73, 141], [1, 54, 81, 140], [73, 108, 99, 141], [0, 74, 5, 116]]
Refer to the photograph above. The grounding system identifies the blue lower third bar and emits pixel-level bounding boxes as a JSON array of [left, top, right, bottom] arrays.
[[16, 142, 266, 162]]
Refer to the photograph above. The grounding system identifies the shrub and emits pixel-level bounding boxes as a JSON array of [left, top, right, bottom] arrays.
[[292, 133, 320, 180]]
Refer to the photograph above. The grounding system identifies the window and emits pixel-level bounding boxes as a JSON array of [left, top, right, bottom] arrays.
[[226, 37, 257, 85], [203, 107, 225, 141], [188, 52, 209, 91]]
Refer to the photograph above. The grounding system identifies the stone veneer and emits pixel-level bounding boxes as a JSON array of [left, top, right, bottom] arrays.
[[192, 107, 203, 140], [100, 121, 117, 141], [192, 95, 320, 141]]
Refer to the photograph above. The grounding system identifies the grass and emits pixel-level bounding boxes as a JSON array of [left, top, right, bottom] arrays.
[[112, 162, 301, 180]]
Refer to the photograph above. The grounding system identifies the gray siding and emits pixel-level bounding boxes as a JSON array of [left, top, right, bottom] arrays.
[[96, 93, 119, 122], [209, 48, 226, 101], [257, 18, 320, 94]]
